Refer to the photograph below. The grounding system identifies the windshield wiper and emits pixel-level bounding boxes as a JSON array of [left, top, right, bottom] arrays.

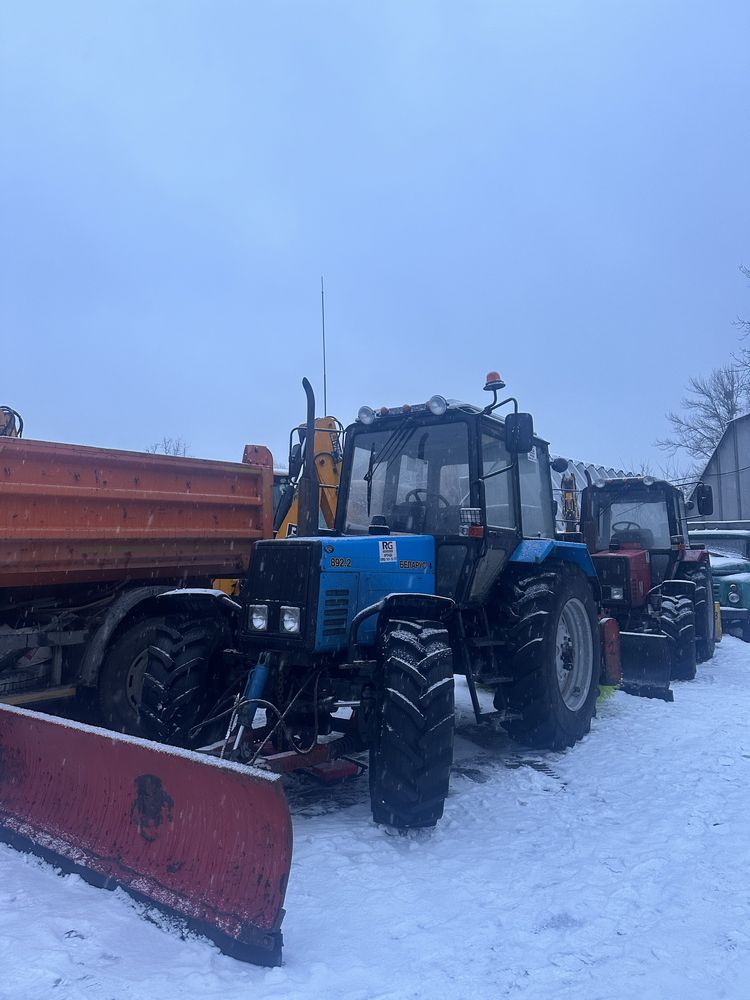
[[363, 421, 415, 516], [365, 442, 376, 516]]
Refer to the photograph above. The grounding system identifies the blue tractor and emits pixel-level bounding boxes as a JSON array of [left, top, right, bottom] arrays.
[[230, 374, 605, 829]]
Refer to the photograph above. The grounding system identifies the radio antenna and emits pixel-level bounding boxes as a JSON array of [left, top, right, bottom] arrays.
[[320, 275, 328, 416]]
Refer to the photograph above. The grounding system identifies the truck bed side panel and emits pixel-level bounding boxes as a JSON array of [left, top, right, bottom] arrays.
[[0, 438, 273, 587]]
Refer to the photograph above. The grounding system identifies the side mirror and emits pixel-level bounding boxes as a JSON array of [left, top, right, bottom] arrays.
[[288, 441, 303, 480], [550, 457, 570, 474], [505, 412, 534, 455], [695, 482, 714, 517]]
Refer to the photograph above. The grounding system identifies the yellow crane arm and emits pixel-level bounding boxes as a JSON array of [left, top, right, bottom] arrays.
[[276, 417, 341, 538], [213, 417, 342, 598]]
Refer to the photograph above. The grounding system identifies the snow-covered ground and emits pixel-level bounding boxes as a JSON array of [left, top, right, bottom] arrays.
[[3, 638, 750, 1000]]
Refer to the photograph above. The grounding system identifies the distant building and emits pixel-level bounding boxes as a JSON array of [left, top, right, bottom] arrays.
[[689, 413, 750, 523], [549, 459, 631, 494], [550, 458, 631, 533]]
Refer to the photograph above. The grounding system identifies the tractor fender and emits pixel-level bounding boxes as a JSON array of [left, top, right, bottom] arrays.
[[661, 578, 697, 600], [680, 547, 710, 565], [510, 539, 599, 580], [79, 587, 239, 687], [348, 592, 455, 659]]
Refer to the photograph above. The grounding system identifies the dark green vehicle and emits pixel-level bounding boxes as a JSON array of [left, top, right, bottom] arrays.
[[688, 527, 750, 640]]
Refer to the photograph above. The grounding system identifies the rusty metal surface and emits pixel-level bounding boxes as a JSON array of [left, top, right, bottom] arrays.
[[599, 616, 622, 686], [0, 704, 292, 965], [0, 437, 273, 587]]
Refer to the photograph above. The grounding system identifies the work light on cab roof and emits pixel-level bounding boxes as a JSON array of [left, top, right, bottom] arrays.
[[355, 370, 508, 424], [356, 394, 448, 422]]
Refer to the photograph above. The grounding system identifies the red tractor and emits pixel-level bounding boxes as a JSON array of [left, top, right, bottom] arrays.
[[579, 476, 716, 698]]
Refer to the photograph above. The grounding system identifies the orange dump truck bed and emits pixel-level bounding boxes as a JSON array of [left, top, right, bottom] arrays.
[[0, 437, 273, 588]]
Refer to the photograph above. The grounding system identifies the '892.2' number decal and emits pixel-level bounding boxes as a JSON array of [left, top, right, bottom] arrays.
[[330, 556, 352, 568]]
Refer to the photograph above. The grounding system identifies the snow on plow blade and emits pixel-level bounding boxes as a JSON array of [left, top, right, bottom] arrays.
[[0, 704, 292, 966], [619, 632, 674, 702]]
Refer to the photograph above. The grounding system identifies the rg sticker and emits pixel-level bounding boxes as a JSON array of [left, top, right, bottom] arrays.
[[379, 539, 397, 563]]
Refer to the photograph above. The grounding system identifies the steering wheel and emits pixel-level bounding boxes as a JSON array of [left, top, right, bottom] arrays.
[[611, 520, 641, 533], [404, 488, 450, 507]]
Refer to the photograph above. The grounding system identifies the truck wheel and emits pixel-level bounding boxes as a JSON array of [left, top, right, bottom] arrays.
[[499, 567, 600, 751], [98, 615, 230, 745], [369, 620, 454, 829], [660, 595, 697, 680], [680, 563, 715, 662]]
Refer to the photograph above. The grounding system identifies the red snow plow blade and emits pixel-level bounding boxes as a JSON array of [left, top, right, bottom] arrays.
[[0, 704, 292, 966]]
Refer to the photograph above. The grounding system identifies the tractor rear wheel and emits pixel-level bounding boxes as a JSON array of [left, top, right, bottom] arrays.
[[498, 566, 600, 750], [98, 615, 231, 745], [369, 619, 454, 829], [680, 563, 715, 663], [660, 595, 697, 680]]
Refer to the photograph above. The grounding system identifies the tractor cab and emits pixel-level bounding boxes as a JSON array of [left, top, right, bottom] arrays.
[[585, 478, 690, 603], [335, 379, 556, 606], [583, 478, 713, 605]]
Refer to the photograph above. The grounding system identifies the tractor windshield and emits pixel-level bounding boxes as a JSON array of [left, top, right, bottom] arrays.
[[594, 491, 673, 550], [344, 420, 471, 535]]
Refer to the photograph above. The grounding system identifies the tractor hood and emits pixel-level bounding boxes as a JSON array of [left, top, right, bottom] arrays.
[[242, 534, 436, 653]]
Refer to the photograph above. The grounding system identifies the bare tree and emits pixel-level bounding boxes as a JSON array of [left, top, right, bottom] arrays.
[[733, 263, 750, 362], [656, 364, 748, 463], [145, 436, 190, 457]]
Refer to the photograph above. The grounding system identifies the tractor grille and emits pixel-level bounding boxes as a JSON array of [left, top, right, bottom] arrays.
[[322, 588, 350, 637], [713, 583, 721, 602]]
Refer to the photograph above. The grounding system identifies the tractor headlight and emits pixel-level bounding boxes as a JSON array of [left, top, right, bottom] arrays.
[[280, 606, 301, 633], [357, 405, 376, 425], [248, 604, 268, 630], [728, 586, 741, 605], [610, 586, 625, 601], [427, 394, 448, 416]]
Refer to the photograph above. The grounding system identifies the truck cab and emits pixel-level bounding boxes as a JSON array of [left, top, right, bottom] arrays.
[[688, 526, 750, 640]]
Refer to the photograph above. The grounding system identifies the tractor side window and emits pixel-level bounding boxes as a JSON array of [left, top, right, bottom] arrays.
[[518, 446, 555, 538], [481, 432, 514, 529]]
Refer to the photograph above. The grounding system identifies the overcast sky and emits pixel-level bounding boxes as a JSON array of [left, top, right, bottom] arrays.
[[2, 1, 749, 472]]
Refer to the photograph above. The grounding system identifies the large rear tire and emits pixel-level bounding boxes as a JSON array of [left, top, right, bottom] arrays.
[[660, 594, 697, 680], [98, 615, 231, 745], [369, 620, 454, 829], [680, 563, 715, 663], [498, 566, 600, 751]]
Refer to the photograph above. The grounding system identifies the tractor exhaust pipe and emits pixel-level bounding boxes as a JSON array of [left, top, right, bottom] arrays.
[[297, 377, 320, 537]]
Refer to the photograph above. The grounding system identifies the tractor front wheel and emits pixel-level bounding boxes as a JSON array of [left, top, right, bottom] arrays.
[[660, 594, 697, 680], [680, 563, 715, 663], [369, 619, 454, 829]]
